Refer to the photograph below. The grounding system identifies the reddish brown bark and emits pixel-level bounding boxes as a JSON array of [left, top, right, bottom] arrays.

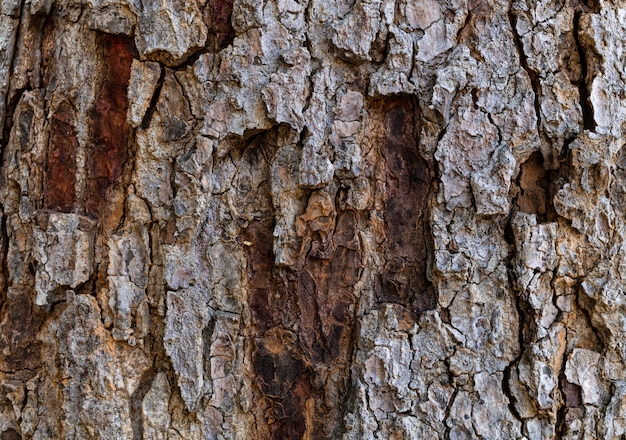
[[86, 35, 132, 218]]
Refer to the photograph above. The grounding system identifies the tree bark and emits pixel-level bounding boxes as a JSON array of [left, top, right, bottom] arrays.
[[0, 0, 623, 438]]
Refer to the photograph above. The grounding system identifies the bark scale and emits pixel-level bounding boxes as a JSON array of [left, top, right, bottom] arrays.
[[0, 0, 624, 439]]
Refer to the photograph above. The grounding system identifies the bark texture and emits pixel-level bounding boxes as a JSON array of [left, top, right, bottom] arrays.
[[0, 0, 625, 438]]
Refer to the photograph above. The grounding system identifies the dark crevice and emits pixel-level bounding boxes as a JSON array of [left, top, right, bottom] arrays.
[[502, 357, 524, 424], [139, 67, 166, 130], [377, 28, 393, 64], [202, 315, 216, 392], [341, 307, 364, 438], [555, 372, 568, 437], [560, 134, 576, 163], [0, 86, 29, 172], [436, 123, 449, 145], [555, 330, 571, 439], [126, 37, 141, 61], [545, 169, 560, 222], [443, 383, 459, 440], [169, 48, 212, 72], [573, 11, 596, 131], [0, 0, 37, 159], [202, 0, 235, 53], [580, 0, 601, 17], [470, 88, 480, 110], [40, 290, 68, 315], [0, 2, 24, 145], [502, 247, 536, 426], [486, 111, 502, 145], [455, 10, 473, 44], [508, 10, 542, 135], [1, 78, 26, 129], [0, 212, 8, 316], [502, 274, 529, 427]]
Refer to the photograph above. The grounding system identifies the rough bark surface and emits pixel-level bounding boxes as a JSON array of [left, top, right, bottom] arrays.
[[0, 0, 625, 438]]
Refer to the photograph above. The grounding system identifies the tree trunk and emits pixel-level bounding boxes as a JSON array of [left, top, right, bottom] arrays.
[[0, 0, 623, 438]]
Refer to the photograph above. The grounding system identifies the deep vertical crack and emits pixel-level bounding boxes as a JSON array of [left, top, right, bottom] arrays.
[[501, 257, 534, 429], [0, 6, 23, 144], [508, 9, 542, 134], [0, 211, 9, 318], [140, 66, 166, 130], [573, 11, 596, 131], [555, 329, 569, 439], [1, 0, 28, 159]]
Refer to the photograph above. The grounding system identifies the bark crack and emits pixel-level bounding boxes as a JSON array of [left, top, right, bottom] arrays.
[[140, 67, 166, 130], [508, 9, 542, 137], [573, 11, 596, 131], [501, 257, 531, 429], [0, 4, 23, 144], [555, 329, 569, 438]]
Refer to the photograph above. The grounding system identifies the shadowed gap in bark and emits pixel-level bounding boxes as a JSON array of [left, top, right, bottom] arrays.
[[573, 11, 595, 132]]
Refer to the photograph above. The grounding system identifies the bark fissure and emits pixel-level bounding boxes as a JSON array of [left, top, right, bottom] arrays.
[[1, 1, 625, 438], [508, 10, 543, 136], [0, 4, 23, 143], [573, 11, 596, 131], [139, 67, 165, 131]]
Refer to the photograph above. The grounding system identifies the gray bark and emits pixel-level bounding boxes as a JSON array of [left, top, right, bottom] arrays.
[[0, 0, 624, 439]]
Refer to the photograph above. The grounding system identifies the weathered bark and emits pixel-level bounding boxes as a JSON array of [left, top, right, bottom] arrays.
[[0, 0, 625, 438]]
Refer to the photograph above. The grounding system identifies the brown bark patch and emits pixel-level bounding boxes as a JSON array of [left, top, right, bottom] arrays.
[[0, 292, 45, 377], [253, 331, 311, 440], [86, 35, 132, 218], [295, 209, 360, 364], [243, 220, 312, 440], [203, 0, 235, 52], [242, 218, 276, 334], [45, 102, 77, 212], [514, 152, 550, 220], [562, 380, 582, 408], [0, 429, 20, 440], [377, 97, 435, 320], [243, 195, 363, 438]]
